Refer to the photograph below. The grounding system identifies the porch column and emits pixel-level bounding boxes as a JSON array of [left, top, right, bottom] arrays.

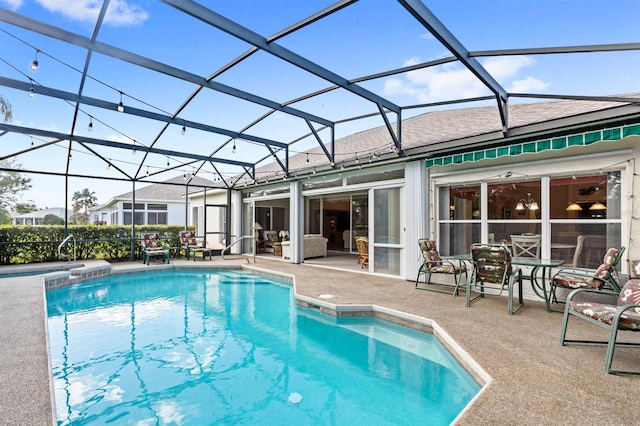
[[404, 160, 429, 281], [289, 180, 303, 264]]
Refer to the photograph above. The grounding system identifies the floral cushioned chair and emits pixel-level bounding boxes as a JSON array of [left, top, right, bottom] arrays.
[[179, 230, 212, 261], [551, 247, 625, 304], [467, 243, 524, 315], [415, 239, 467, 296], [560, 259, 640, 374], [140, 232, 170, 265]]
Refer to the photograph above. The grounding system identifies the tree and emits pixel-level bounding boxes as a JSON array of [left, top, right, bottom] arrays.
[[0, 208, 11, 225], [0, 94, 11, 122], [72, 188, 98, 223], [0, 159, 32, 210], [14, 202, 39, 214], [42, 214, 64, 225]]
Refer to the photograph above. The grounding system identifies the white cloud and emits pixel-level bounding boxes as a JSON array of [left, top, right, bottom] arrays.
[[509, 76, 550, 93], [36, 0, 148, 26], [0, 0, 22, 9], [384, 55, 546, 103]]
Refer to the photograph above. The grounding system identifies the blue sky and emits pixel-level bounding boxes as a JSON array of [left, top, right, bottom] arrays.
[[0, 0, 639, 210]]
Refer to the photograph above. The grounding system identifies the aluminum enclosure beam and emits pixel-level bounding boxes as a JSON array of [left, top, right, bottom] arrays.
[[398, 0, 509, 132], [0, 123, 256, 169], [0, 7, 333, 128], [0, 77, 288, 150], [161, 0, 401, 115]]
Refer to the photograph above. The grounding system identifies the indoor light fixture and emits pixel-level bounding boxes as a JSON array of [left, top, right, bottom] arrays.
[[515, 192, 539, 211], [30, 50, 39, 72], [589, 201, 607, 211], [117, 92, 124, 112], [566, 202, 582, 211]]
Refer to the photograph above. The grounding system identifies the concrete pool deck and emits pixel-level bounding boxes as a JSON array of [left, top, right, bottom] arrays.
[[1, 258, 638, 425]]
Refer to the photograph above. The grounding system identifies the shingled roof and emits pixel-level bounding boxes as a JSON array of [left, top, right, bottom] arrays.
[[111, 175, 216, 202], [248, 94, 640, 182]]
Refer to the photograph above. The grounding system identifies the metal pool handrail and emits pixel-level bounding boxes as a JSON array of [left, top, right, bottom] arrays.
[[57, 235, 76, 261], [220, 235, 253, 263]]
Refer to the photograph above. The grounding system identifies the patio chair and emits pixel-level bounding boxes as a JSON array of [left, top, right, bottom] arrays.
[[467, 243, 524, 315], [140, 232, 170, 265], [551, 247, 625, 304], [559, 259, 640, 374], [355, 236, 368, 268], [415, 239, 467, 296], [510, 234, 541, 258], [567, 235, 586, 268], [179, 230, 213, 261]]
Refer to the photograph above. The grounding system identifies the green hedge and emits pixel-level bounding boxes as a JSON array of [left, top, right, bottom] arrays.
[[0, 225, 194, 264]]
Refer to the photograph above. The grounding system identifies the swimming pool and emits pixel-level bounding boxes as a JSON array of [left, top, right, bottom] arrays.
[[46, 269, 480, 425]]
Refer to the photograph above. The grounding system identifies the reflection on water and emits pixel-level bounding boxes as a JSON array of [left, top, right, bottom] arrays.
[[47, 270, 479, 425]]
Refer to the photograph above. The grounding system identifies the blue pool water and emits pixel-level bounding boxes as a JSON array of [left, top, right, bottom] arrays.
[[46, 269, 480, 425]]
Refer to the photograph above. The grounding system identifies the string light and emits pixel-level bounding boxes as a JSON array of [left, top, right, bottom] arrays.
[[30, 137, 34, 146], [306, 153, 309, 163], [232, 140, 236, 154], [146, 166, 149, 176], [117, 91, 124, 112], [28, 79, 35, 98], [166, 157, 170, 167], [88, 116, 93, 131], [30, 50, 39, 72], [181, 125, 186, 135]]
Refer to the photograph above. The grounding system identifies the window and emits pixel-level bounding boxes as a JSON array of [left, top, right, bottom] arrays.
[[549, 172, 621, 268], [438, 185, 480, 256], [124, 212, 144, 225], [147, 212, 167, 225], [436, 172, 622, 265]]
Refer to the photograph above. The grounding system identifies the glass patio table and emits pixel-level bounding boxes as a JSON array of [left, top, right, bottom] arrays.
[[511, 257, 564, 312], [448, 255, 564, 313]]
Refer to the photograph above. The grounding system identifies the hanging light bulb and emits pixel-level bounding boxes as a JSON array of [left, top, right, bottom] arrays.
[[117, 92, 125, 112], [30, 50, 39, 72], [146, 166, 149, 176], [181, 125, 186, 135], [30, 137, 34, 147], [232, 140, 236, 154], [306, 153, 309, 163], [166, 157, 170, 167], [28, 79, 35, 98], [88, 116, 93, 131]]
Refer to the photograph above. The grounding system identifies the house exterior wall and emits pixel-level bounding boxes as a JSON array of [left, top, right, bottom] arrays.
[[428, 136, 639, 298], [91, 200, 188, 226]]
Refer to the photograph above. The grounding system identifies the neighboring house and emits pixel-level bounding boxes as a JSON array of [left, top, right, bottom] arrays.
[[189, 94, 640, 293], [91, 175, 215, 226], [13, 208, 71, 225]]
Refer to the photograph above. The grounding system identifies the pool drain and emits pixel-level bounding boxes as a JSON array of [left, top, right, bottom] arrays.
[[288, 392, 303, 405]]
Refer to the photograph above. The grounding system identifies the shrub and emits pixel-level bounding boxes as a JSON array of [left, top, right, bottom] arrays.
[[0, 225, 194, 264]]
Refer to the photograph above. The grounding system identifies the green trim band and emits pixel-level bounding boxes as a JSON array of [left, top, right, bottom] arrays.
[[425, 123, 640, 168]]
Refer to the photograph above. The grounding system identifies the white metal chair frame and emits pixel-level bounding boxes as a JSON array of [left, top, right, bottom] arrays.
[[510, 234, 541, 258]]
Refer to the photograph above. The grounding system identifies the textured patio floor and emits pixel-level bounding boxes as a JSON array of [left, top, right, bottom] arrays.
[[1, 257, 638, 425]]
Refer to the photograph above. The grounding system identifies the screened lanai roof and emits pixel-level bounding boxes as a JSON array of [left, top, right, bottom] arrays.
[[1, 1, 639, 205]]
